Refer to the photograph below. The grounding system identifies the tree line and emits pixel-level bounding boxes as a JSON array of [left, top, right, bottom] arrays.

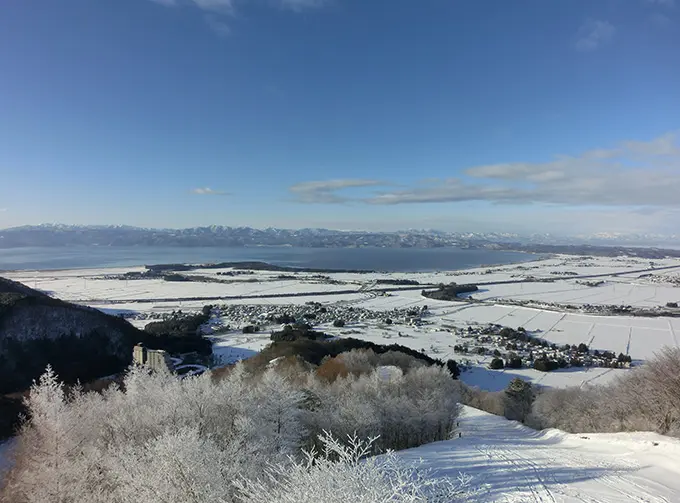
[[0, 348, 469, 503], [462, 346, 680, 437]]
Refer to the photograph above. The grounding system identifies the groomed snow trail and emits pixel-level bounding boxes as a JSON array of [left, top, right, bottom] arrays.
[[397, 406, 680, 503]]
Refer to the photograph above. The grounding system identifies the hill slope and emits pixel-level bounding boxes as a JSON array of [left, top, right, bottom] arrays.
[[0, 277, 144, 394], [398, 406, 680, 502]]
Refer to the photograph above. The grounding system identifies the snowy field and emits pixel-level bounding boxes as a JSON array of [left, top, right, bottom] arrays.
[[8, 254, 680, 306], [4, 256, 680, 500], [398, 406, 680, 503], [5, 254, 680, 390], [3, 275, 360, 303], [467, 280, 680, 308]]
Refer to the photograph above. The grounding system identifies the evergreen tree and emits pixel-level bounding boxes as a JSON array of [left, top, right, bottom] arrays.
[[504, 378, 534, 423]]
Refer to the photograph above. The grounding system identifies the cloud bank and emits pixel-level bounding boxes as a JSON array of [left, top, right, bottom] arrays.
[[289, 131, 680, 208], [289, 179, 384, 203]]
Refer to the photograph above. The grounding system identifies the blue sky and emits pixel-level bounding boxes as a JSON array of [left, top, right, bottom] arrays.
[[1, 0, 679, 235]]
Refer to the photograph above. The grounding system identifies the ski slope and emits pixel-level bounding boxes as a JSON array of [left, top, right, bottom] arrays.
[[398, 406, 680, 502]]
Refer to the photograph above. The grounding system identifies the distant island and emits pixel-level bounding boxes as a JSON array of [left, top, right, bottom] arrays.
[[1, 224, 680, 259]]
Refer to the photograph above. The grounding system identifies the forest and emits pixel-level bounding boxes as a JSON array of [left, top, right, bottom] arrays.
[[0, 348, 467, 503]]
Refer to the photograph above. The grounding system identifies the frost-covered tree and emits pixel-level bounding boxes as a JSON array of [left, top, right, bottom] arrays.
[[107, 428, 236, 503], [305, 365, 459, 452], [2, 360, 467, 503], [3, 367, 108, 503], [236, 369, 307, 468], [527, 347, 680, 436], [235, 431, 473, 503]]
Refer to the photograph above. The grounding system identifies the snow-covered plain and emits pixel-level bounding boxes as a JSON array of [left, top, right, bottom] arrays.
[[5, 254, 680, 389], [4, 255, 680, 500], [398, 405, 680, 502]]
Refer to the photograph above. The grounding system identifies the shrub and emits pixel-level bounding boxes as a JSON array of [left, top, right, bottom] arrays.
[[235, 432, 473, 503], [273, 314, 296, 324], [489, 358, 504, 370], [270, 324, 329, 343], [533, 358, 559, 372], [458, 384, 504, 417], [499, 327, 516, 338], [333, 319, 346, 328], [335, 349, 427, 377], [505, 356, 523, 369], [316, 358, 351, 382], [242, 325, 260, 334], [305, 365, 460, 453]]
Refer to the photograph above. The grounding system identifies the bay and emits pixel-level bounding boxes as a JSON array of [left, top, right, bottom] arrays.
[[0, 246, 537, 272]]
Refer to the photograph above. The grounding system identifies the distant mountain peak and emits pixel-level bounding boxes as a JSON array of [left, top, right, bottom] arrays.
[[0, 224, 678, 249]]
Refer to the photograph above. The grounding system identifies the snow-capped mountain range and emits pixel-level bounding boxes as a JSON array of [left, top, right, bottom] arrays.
[[0, 224, 678, 250]]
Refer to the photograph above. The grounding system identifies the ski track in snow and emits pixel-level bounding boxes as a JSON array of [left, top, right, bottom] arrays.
[[668, 320, 679, 348], [397, 407, 680, 503]]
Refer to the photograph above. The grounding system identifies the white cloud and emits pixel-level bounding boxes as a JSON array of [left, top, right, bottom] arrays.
[[289, 179, 384, 203], [289, 131, 680, 210], [205, 15, 231, 36], [191, 187, 229, 195], [278, 0, 330, 12], [147, 0, 328, 17], [191, 0, 235, 14], [575, 19, 616, 51], [147, 0, 330, 36]]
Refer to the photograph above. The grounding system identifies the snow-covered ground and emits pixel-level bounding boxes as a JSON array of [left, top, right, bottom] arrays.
[[3, 275, 359, 303], [5, 253, 680, 390], [467, 280, 680, 308], [398, 405, 680, 502], [5, 254, 680, 500]]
